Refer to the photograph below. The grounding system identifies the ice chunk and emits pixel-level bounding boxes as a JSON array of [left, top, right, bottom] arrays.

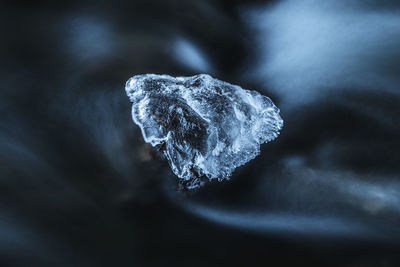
[[125, 74, 283, 189]]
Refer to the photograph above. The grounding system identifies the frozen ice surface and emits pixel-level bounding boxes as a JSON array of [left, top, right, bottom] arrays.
[[125, 74, 283, 189]]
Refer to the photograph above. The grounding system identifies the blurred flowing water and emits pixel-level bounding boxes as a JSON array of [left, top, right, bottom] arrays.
[[1, 0, 400, 266]]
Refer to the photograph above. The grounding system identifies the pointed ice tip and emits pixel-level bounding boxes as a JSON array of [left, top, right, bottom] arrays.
[[125, 75, 146, 102], [125, 76, 135, 90]]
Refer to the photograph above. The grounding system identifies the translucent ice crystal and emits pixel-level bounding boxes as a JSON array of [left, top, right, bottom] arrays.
[[125, 74, 283, 189]]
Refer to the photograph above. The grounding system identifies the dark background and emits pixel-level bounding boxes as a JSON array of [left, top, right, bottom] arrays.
[[1, 0, 400, 266]]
